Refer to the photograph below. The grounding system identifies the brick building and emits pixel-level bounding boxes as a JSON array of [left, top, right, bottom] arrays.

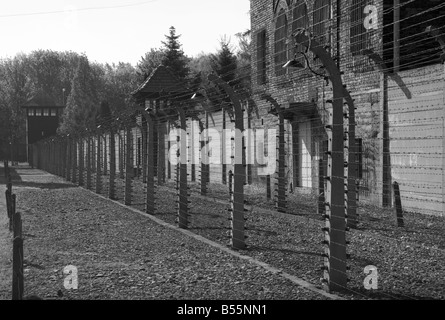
[[249, 0, 445, 215]]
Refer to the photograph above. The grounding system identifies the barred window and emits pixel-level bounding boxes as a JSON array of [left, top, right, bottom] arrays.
[[292, 1, 309, 66], [274, 8, 288, 76], [313, 0, 331, 45], [313, 0, 331, 67], [256, 29, 267, 85], [350, 0, 370, 56]]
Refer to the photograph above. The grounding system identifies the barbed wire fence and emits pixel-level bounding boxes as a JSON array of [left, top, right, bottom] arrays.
[[28, 2, 445, 299]]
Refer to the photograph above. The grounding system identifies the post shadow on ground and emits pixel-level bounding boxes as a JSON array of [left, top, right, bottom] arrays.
[[0, 166, 76, 190]]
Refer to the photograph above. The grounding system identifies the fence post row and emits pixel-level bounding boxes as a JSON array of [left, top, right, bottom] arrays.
[[294, 30, 348, 293], [209, 73, 246, 250]]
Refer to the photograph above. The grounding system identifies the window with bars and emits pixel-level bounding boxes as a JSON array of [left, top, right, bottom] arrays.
[[291, 1, 309, 66], [274, 8, 288, 76], [256, 29, 267, 85], [350, 0, 369, 56], [313, 0, 331, 45], [313, 0, 331, 67]]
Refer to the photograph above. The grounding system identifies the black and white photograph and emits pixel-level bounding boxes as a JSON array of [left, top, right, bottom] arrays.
[[1, 0, 444, 310]]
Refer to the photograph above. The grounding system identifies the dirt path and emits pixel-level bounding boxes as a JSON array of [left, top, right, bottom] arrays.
[[3, 165, 335, 301]]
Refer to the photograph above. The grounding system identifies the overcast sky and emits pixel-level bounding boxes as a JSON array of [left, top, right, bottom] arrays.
[[0, 0, 251, 66]]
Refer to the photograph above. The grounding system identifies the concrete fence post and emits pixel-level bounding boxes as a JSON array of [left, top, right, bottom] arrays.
[[294, 30, 347, 293], [72, 138, 77, 184], [124, 126, 133, 205], [86, 135, 92, 189], [318, 158, 325, 218], [66, 137, 72, 181], [177, 108, 189, 229], [109, 131, 116, 200], [209, 74, 246, 250], [261, 94, 286, 213], [96, 133, 102, 194], [200, 115, 209, 196], [393, 181, 404, 227], [136, 107, 156, 214], [103, 134, 108, 176], [12, 235, 23, 300], [78, 138, 84, 186]]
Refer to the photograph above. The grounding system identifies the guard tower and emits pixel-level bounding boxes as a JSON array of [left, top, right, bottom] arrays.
[[21, 92, 65, 163]]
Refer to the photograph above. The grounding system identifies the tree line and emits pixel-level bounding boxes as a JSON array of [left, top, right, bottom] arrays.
[[0, 26, 251, 154]]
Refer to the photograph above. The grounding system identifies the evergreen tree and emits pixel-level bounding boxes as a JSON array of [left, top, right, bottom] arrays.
[[161, 26, 190, 81], [59, 56, 98, 134], [234, 29, 252, 101], [211, 37, 238, 85], [207, 37, 239, 109]]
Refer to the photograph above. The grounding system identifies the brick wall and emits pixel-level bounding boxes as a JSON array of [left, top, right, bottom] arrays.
[[249, 0, 445, 214]]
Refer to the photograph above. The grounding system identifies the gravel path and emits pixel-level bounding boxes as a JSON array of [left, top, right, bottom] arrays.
[[1, 166, 332, 300], [2, 164, 445, 301]]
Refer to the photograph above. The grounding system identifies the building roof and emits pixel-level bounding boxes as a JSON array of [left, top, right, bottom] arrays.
[[132, 65, 190, 101], [21, 91, 65, 108]]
